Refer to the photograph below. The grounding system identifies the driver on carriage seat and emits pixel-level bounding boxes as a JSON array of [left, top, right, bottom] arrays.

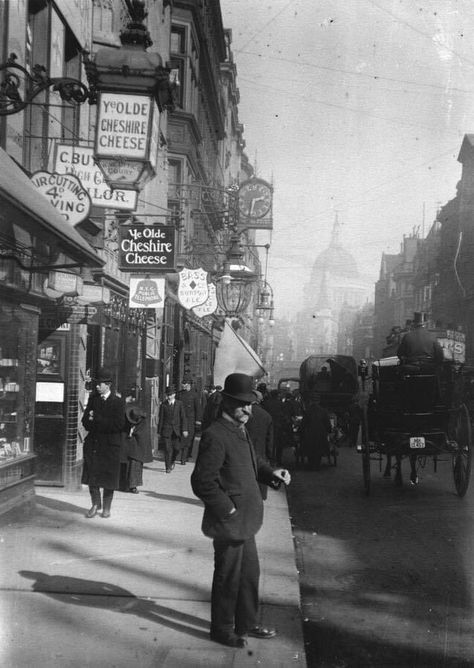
[[397, 312, 444, 366]]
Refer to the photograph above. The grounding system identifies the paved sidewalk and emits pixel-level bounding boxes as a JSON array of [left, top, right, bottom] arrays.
[[0, 453, 306, 667]]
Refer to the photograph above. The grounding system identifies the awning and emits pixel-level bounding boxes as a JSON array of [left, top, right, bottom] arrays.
[[213, 319, 266, 387], [0, 148, 103, 268]]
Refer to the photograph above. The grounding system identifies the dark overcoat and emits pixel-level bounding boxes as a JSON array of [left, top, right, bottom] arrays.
[[201, 391, 222, 430], [124, 414, 153, 463], [246, 404, 274, 499], [157, 400, 187, 437], [177, 389, 202, 422], [191, 417, 275, 542], [300, 401, 332, 458], [81, 392, 125, 489], [397, 327, 444, 363]]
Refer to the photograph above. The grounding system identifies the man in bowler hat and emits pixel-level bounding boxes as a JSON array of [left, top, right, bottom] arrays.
[[157, 385, 188, 473], [81, 367, 125, 518], [191, 373, 291, 648], [177, 378, 202, 464]]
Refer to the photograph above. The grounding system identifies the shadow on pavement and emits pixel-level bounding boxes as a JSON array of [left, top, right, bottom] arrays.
[[19, 571, 209, 640], [36, 495, 86, 515], [143, 490, 202, 506], [304, 621, 473, 668]]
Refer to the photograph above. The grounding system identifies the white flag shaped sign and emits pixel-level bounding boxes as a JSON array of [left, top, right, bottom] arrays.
[[193, 282, 217, 317], [177, 268, 209, 309]]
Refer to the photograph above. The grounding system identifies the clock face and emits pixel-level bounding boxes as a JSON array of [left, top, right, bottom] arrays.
[[238, 179, 272, 219]]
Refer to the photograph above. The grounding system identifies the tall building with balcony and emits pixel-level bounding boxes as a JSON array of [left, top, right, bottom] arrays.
[[163, 3, 260, 394]]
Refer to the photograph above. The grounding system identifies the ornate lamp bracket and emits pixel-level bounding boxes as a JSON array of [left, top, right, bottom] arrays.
[[0, 52, 90, 116]]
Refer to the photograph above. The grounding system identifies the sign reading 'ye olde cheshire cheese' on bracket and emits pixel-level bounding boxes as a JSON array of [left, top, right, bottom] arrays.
[[119, 224, 176, 272]]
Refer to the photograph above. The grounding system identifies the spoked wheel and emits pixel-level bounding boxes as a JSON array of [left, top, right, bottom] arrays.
[[451, 404, 472, 497], [362, 441, 371, 495]]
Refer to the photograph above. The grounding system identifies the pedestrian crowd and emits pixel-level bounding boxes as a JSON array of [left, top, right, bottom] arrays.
[[80, 366, 363, 649]]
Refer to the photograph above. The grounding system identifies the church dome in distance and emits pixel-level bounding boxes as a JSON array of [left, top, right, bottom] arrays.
[[311, 218, 359, 280], [314, 242, 359, 278]]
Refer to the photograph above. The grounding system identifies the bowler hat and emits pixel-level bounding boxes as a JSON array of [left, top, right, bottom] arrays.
[[165, 385, 176, 395], [221, 373, 257, 403], [96, 367, 113, 383], [126, 406, 146, 424]]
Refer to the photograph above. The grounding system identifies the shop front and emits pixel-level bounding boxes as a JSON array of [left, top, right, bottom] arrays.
[[0, 148, 103, 514]]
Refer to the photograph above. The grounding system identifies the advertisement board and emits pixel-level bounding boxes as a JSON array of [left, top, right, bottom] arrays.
[[55, 144, 137, 211], [119, 224, 176, 272]]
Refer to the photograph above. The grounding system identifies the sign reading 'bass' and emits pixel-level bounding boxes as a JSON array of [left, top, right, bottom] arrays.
[[119, 224, 176, 272]]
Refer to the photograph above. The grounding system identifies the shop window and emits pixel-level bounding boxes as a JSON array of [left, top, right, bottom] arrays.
[[0, 306, 38, 467]]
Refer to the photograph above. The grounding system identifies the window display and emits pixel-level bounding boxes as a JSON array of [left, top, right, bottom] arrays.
[[0, 309, 34, 465]]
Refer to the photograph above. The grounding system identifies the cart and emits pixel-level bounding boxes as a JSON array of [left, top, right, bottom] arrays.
[[361, 347, 472, 496], [298, 354, 360, 468]]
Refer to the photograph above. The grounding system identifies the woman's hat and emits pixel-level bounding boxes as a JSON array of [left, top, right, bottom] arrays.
[[221, 373, 257, 403], [165, 385, 176, 395], [126, 406, 146, 424], [96, 367, 113, 383]]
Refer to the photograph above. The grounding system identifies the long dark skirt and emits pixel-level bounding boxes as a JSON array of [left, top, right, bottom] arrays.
[[119, 459, 143, 491]]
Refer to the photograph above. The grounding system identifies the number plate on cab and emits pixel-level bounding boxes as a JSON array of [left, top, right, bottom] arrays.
[[410, 436, 425, 449]]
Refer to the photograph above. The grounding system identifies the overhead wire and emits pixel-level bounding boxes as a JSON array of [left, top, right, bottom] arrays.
[[237, 75, 462, 134], [237, 49, 474, 95], [365, 0, 474, 69]]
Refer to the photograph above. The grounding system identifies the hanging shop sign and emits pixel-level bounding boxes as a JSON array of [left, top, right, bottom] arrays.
[[94, 93, 159, 190], [129, 276, 165, 308], [55, 144, 138, 211], [31, 171, 91, 225], [118, 224, 175, 272], [193, 282, 217, 317], [177, 268, 209, 310]]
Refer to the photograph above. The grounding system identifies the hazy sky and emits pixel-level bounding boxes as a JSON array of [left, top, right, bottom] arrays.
[[220, 0, 474, 317]]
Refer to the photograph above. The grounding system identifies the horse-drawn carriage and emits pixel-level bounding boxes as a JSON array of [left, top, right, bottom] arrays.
[[296, 354, 360, 467], [361, 329, 473, 496]]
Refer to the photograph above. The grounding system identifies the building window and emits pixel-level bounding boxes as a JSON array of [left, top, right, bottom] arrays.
[[171, 26, 186, 54]]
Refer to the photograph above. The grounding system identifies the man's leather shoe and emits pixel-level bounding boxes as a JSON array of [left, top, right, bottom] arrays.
[[101, 510, 111, 518], [85, 505, 99, 518], [210, 631, 247, 648], [245, 626, 277, 639], [130, 487, 139, 494]]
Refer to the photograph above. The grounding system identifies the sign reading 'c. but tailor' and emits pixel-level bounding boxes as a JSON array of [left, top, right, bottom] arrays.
[[119, 224, 176, 272]]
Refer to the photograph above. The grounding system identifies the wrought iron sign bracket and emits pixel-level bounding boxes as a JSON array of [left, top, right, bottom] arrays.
[[0, 53, 90, 116]]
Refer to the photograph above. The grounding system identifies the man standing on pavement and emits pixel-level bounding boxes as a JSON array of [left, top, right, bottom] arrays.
[[157, 386, 188, 474], [191, 373, 291, 648], [176, 378, 201, 465], [81, 367, 125, 518]]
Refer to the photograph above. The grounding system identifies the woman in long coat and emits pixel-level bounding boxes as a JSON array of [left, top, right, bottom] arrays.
[[81, 368, 125, 518], [119, 406, 153, 493]]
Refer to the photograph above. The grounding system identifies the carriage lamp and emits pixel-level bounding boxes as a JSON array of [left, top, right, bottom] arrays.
[[256, 280, 275, 326], [214, 233, 258, 316]]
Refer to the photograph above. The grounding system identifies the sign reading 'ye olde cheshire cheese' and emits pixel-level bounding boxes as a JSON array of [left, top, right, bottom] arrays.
[[119, 224, 176, 272], [95, 93, 154, 159]]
